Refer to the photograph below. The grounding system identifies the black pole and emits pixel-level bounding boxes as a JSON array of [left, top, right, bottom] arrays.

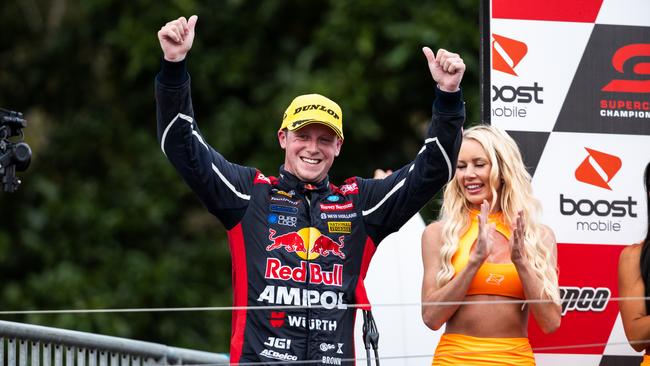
[[479, 0, 491, 125]]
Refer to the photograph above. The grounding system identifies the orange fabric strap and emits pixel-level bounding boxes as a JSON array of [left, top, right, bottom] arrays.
[[432, 333, 534, 366], [641, 354, 650, 366]]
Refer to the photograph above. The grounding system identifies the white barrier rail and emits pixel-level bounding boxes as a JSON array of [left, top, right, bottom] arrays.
[[0, 320, 229, 366]]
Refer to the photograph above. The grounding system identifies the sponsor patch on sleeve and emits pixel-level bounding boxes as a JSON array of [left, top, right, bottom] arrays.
[[339, 182, 358, 195], [254, 170, 272, 185]]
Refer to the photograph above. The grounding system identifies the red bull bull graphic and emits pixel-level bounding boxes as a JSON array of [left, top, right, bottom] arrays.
[[266, 229, 307, 253], [265, 258, 343, 287], [312, 234, 345, 259], [266, 228, 345, 260]]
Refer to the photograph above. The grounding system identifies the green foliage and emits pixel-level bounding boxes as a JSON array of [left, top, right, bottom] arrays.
[[0, 0, 479, 352]]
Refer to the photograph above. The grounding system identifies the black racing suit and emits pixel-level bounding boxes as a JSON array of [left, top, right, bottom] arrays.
[[155, 59, 464, 365]]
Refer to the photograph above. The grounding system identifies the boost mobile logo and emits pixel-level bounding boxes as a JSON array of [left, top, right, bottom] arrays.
[[574, 148, 621, 190], [601, 43, 650, 93], [492, 34, 528, 76], [491, 34, 542, 109]]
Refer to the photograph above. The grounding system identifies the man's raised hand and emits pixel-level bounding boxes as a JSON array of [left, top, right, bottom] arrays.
[[422, 47, 465, 93], [157, 15, 198, 62]]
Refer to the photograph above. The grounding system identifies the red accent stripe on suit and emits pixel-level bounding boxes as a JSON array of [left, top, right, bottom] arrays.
[[355, 237, 377, 311], [227, 224, 247, 364]]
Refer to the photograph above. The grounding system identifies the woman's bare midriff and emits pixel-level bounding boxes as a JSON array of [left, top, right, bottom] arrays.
[[445, 294, 529, 338]]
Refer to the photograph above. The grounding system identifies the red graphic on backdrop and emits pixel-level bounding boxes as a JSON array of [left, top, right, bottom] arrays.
[[529, 244, 624, 354], [574, 148, 622, 190], [602, 43, 650, 93], [492, 0, 604, 23], [492, 34, 528, 76]]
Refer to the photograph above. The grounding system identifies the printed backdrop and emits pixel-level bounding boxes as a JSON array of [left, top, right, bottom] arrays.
[[488, 0, 650, 365]]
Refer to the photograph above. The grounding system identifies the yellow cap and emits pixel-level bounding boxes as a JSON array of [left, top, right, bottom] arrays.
[[280, 94, 343, 139]]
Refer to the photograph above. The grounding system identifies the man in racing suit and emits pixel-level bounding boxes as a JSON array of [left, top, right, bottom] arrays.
[[156, 15, 465, 365]]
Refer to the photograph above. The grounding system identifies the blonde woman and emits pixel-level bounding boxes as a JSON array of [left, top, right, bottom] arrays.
[[421, 125, 561, 365]]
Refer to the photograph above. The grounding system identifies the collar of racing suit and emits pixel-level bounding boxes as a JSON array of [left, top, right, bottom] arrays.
[[276, 165, 331, 194]]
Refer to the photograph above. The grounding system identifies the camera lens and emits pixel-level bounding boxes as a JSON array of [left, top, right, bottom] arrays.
[[13, 142, 32, 171]]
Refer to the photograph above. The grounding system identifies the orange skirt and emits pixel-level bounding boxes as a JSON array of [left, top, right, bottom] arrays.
[[641, 355, 650, 366], [432, 333, 535, 366]]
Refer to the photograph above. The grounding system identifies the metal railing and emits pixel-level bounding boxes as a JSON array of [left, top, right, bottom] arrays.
[[0, 320, 229, 366]]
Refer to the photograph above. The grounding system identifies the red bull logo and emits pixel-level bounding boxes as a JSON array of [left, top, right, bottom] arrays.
[[312, 234, 346, 259], [265, 258, 343, 287], [266, 229, 308, 253], [266, 228, 345, 260]]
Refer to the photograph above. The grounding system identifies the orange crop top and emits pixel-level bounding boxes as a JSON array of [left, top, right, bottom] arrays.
[[450, 210, 525, 299]]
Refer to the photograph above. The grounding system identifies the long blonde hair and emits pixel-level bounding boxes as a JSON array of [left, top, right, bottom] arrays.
[[435, 125, 560, 303]]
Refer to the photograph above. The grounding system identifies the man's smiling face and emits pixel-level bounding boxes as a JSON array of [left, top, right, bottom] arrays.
[[278, 123, 343, 183]]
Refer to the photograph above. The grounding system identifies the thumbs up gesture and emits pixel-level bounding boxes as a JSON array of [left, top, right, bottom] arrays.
[[157, 15, 198, 62], [422, 47, 465, 92]]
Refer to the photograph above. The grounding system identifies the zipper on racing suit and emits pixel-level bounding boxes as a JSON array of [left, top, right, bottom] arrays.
[[303, 190, 313, 360]]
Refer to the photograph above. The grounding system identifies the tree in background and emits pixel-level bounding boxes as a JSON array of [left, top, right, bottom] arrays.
[[0, 0, 479, 352]]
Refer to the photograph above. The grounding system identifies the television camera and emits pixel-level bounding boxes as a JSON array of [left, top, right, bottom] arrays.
[[0, 108, 32, 192]]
